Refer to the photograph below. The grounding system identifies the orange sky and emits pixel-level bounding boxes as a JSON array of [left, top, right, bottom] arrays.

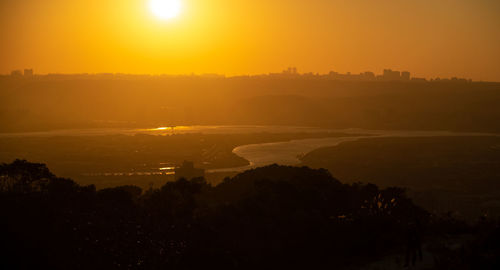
[[1, 0, 500, 81]]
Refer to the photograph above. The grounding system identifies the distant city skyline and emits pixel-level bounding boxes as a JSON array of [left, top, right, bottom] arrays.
[[3, 67, 477, 82]]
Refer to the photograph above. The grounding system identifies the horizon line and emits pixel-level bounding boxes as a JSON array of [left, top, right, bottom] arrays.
[[3, 68, 492, 82]]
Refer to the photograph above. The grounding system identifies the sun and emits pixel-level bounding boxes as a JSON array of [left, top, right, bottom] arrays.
[[149, 0, 181, 20]]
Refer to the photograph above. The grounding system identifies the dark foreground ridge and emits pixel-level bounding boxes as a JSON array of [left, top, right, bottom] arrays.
[[1, 160, 499, 269]]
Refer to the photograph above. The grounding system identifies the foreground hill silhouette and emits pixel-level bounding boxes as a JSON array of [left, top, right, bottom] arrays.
[[1, 160, 499, 269]]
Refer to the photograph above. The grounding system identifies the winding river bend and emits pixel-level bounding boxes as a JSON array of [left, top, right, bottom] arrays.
[[1, 126, 497, 174], [209, 129, 499, 173]]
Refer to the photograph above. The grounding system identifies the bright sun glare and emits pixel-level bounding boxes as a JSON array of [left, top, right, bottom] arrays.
[[150, 0, 181, 20]]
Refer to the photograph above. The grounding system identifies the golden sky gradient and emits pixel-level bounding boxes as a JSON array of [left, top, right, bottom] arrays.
[[1, 0, 499, 81]]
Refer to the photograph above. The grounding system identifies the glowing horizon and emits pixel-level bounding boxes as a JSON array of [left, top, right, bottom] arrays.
[[1, 0, 499, 81]]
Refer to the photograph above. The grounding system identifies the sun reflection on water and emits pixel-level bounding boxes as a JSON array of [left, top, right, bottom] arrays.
[[148, 126, 195, 132]]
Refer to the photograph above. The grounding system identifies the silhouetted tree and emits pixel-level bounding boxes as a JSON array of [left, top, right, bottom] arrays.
[[0, 160, 441, 269]]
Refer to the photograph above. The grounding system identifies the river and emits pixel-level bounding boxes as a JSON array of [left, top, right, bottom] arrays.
[[209, 129, 499, 172]]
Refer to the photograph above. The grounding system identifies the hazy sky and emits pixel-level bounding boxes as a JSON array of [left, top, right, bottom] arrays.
[[1, 0, 499, 81]]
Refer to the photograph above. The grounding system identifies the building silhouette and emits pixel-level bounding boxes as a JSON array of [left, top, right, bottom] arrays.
[[383, 69, 402, 81], [283, 67, 297, 75], [401, 71, 410, 81], [24, 69, 34, 77], [10, 70, 22, 77], [174, 161, 205, 181]]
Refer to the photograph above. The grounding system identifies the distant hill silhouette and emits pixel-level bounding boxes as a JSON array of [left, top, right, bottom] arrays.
[[1, 77, 500, 132]]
